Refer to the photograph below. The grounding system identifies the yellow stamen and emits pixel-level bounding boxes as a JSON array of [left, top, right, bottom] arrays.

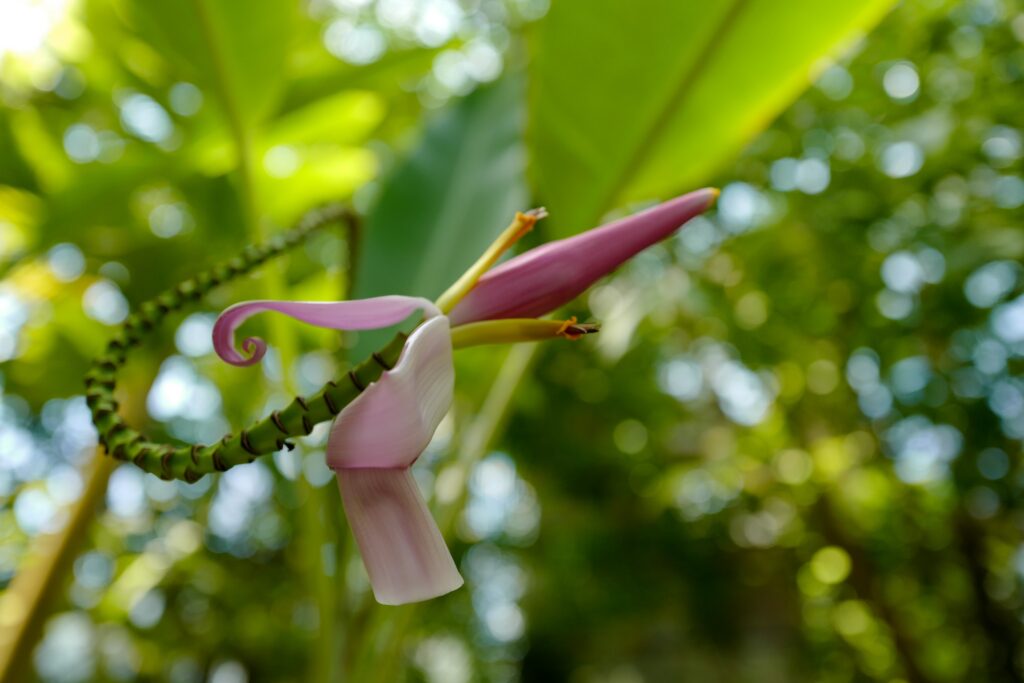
[[556, 316, 579, 339], [434, 208, 547, 314], [450, 317, 599, 349]]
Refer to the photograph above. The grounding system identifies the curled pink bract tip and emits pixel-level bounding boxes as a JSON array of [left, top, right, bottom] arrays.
[[212, 295, 440, 367]]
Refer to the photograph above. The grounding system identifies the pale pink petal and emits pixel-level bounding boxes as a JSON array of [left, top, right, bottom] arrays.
[[326, 316, 453, 469], [213, 295, 441, 366], [327, 317, 458, 604], [448, 188, 717, 325], [337, 468, 463, 605]]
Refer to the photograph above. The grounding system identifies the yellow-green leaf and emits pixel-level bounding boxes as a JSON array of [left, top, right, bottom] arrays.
[[123, 0, 293, 128], [529, 0, 897, 233]]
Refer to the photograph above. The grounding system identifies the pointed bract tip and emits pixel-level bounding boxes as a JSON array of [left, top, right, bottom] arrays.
[[705, 187, 720, 207]]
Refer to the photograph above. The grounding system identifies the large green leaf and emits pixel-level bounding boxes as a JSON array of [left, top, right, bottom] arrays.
[[122, 0, 293, 127], [529, 0, 896, 233], [355, 77, 528, 301]]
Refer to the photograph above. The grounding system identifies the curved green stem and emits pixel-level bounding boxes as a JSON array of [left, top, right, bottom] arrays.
[[83, 206, 406, 482]]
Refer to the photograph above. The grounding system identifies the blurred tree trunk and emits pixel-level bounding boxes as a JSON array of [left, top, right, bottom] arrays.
[[817, 496, 932, 683], [0, 451, 115, 683], [955, 512, 1022, 683]]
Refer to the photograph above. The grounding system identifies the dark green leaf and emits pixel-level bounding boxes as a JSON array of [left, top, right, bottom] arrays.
[[356, 77, 529, 301]]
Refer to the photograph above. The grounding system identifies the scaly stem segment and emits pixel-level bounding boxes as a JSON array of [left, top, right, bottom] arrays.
[[84, 206, 401, 482]]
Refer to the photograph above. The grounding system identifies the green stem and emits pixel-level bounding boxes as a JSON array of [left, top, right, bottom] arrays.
[[343, 212, 361, 299], [438, 343, 539, 533], [84, 206, 391, 481], [331, 217, 363, 683], [303, 478, 339, 683], [189, 0, 260, 237], [0, 452, 115, 683]]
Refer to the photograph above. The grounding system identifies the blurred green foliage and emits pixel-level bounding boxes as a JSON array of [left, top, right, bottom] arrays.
[[2, 0, 1024, 682]]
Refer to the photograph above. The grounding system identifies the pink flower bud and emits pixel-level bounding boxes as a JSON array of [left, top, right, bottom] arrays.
[[448, 188, 718, 325]]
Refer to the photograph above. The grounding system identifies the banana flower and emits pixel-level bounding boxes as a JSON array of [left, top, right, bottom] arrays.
[[212, 188, 717, 604]]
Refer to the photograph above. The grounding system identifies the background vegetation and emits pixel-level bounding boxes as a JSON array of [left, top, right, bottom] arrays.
[[2, 0, 1024, 681]]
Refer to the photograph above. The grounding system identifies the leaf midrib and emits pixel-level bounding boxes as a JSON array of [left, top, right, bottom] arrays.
[[190, 0, 260, 238], [593, 0, 750, 224]]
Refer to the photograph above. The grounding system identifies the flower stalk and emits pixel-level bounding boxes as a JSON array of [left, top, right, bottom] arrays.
[[450, 317, 598, 349]]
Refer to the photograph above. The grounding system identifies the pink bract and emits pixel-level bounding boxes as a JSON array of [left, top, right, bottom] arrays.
[[447, 188, 717, 325], [337, 468, 463, 605], [326, 316, 454, 470]]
